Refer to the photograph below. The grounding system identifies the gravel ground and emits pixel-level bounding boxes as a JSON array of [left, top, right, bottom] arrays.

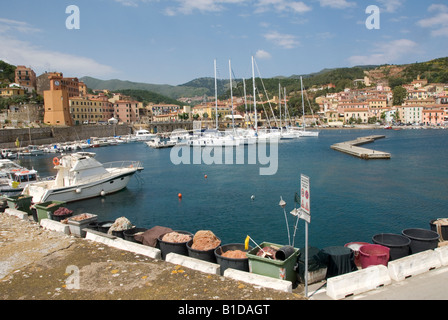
[[0, 212, 306, 301]]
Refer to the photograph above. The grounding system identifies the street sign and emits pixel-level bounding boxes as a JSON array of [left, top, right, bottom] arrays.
[[301, 174, 310, 215]]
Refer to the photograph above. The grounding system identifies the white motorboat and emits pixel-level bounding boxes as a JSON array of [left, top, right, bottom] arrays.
[[146, 137, 176, 149], [0, 159, 40, 193], [134, 129, 157, 141], [1, 149, 18, 159], [18, 145, 44, 156], [22, 152, 143, 203]]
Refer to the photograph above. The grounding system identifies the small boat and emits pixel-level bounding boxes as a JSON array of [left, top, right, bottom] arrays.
[[0, 159, 40, 193], [1, 149, 18, 159], [134, 129, 157, 141], [18, 145, 44, 156], [22, 152, 143, 203], [146, 137, 176, 149]]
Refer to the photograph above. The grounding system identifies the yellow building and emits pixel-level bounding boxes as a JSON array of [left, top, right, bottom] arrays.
[[43, 75, 73, 126], [0, 86, 26, 97], [69, 96, 110, 125]]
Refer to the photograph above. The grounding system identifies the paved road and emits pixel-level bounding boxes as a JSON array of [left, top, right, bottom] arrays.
[[306, 265, 448, 300]]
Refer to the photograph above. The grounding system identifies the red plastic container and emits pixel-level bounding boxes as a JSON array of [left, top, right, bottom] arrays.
[[345, 242, 369, 268], [359, 244, 390, 269]]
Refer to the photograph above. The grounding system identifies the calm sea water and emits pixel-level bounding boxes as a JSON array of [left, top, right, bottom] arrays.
[[19, 129, 448, 250]]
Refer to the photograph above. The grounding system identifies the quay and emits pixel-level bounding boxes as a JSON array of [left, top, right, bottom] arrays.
[[331, 135, 391, 159], [3, 206, 448, 303]]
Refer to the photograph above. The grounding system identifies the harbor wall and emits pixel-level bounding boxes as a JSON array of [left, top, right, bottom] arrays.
[[0, 125, 132, 149]]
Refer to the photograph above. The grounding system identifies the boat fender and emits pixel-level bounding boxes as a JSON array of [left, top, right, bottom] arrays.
[[53, 157, 60, 166], [100, 190, 106, 196], [75, 188, 82, 194]]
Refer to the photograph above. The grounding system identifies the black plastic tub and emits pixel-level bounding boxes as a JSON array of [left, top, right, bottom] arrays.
[[87, 221, 99, 231], [97, 221, 114, 233], [372, 233, 411, 260], [402, 228, 439, 254], [187, 238, 220, 263], [215, 244, 252, 275], [123, 228, 148, 243], [157, 231, 193, 260], [429, 219, 448, 241]]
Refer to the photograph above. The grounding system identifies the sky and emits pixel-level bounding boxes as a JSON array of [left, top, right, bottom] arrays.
[[0, 0, 447, 86]]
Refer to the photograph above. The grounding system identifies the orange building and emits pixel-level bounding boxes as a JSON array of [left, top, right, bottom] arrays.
[[43, 75, 73, 126], [14, 65, 36, 92]]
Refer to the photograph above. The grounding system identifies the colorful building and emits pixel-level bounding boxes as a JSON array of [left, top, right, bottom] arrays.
[[14, 65, 36, 92], [43, 75, 73, 126]]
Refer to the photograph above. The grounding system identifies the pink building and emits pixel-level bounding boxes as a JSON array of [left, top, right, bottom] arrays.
[[114, 100, 140, 123], [422, 108, 444, 126]]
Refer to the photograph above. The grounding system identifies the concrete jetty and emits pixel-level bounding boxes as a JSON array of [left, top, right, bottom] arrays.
[[331, 135, 391, 159]]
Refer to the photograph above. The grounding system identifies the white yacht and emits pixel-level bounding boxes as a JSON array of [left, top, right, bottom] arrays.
[[22, 152, 143, 203], [134, 129, 157, 141]]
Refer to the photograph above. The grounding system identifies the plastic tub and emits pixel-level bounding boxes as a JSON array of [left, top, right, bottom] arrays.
[[97, 221, 114, 233], [187, 238, 220, 263], [372, 233, 411, 260], [429, 219, 448, 241], [344, 242, 370, 267], [123, 228, 148, 243], [402, 228, 439, 254], [158, 231, 193, 260], [359, 244, 390, 269], [215, 243, 252, 275]]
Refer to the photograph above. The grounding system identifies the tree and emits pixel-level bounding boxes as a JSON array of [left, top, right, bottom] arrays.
[[393, 86, 407, 106]]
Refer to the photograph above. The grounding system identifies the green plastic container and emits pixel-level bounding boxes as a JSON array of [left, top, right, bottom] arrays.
[[6, 195, 33, 214], [34, 201, 67, 222], [247, 242, 300, 282]]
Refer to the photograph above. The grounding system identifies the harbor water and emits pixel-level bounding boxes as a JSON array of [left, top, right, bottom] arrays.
[[17, 129, 448, 250]]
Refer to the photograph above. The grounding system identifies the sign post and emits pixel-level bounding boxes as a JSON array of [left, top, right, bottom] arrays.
[[300, 174, 310, 298]]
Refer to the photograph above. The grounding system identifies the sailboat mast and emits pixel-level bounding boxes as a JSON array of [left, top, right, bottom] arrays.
[[284, 87, 287, 126], [229, 59, 235, 131], [301, 76, 305, 131], [279, 83, 282, 129], [243, 78, 249, 128], [214, 59, 218, 130], [252, 56, 257, 132]]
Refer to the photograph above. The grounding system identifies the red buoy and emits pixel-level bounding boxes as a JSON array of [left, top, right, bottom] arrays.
[[178, 193, 182, 199]]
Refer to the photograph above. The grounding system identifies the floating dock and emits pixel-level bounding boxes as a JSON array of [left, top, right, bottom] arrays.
[[331, 135, 391, 159]]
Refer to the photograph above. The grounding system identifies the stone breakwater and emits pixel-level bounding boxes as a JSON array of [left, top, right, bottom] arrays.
[[0, 212, 305, 300]]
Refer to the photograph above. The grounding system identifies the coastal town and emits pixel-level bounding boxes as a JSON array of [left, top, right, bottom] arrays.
[[1, 61, 448, 131]]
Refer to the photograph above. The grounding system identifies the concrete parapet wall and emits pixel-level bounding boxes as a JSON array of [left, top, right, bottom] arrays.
[[326, 265, 391, 300], [388, 250, 442, 281]]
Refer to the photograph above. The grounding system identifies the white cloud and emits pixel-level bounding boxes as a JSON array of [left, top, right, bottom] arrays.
[[375, 0, 405, 13], [0, 35, 117, 78], [317, 0, 356, 9], [113, 0, 157, 7], [348, 39, 419, 66], [255, 49, 272, 59], [165, 0, 247, 15], [255, 0, 312, 14], [417, 4, 448, 37], [165, 0, 310, 15], [0, 18, 41, 34], [264, 31, 299, 49]]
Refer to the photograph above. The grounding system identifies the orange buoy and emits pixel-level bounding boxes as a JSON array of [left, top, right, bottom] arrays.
[[53, 157, 60, 166], [204, 175, 207, 179], [178, 193, 182, 199]]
